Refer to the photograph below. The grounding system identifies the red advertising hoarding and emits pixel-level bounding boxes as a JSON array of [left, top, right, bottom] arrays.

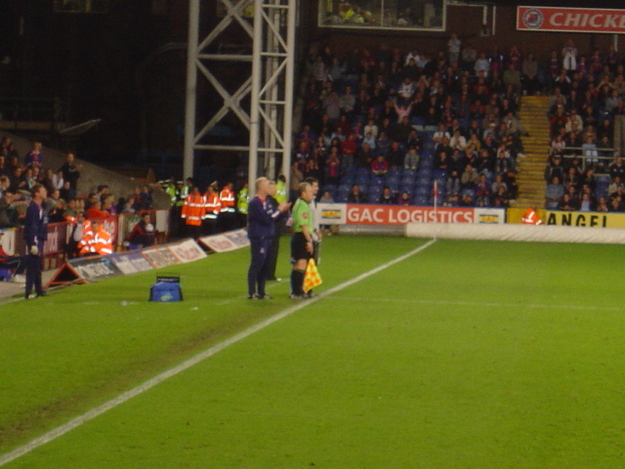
[[517, 6, 625, 33], [346, 205, 474, 225]]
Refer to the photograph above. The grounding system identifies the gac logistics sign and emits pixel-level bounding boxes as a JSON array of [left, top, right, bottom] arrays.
[[518, 6, 625, 33], [316, 204, 505, 225], [546, 211, 625, 228]]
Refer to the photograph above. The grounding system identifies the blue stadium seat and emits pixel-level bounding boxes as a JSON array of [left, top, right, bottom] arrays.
[[336, 193, 349, 203], [355, 172, 370, 182], [414, 195, 429, 206], [400, 186, 415, 196], [415, 186, 430, 196], [370, 177, 385, 188], [417, 168, 432, 179], [323, 184, 337, 195], [416, 177, 431, 188], [340, 173, 355, 185], [343, 166, 357, 177]]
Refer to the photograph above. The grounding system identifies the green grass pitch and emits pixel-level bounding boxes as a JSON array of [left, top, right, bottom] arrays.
[[1, 236, 625, 468]]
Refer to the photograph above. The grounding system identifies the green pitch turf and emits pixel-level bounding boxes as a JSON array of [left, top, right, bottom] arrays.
[[2, 236, 625, 468]]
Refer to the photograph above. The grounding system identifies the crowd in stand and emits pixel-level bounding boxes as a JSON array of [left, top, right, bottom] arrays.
[[543, 40, 625, 211], [0, 138, 158, 278], [296, 39, 538, 207], [293, 38, 625, 210]]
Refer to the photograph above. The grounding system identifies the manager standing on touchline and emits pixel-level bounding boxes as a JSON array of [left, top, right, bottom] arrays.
[[24, 183, 48, 299], [247, 177, 290, 299]]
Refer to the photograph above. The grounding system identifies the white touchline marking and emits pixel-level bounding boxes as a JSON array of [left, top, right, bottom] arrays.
[[0, 239, 437, 466], [329, 296, 625, 311]]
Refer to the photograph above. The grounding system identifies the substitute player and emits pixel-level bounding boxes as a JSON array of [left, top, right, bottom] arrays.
[[290, 182, 314, 299]]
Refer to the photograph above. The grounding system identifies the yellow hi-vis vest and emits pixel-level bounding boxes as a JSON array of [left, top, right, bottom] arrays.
[[237, 188, 249, 214], [275, 180, 287, 204]]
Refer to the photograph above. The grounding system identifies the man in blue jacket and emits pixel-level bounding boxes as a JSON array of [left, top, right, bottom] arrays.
[[24, 184, 48, 299], [247, 177, 290, 299]]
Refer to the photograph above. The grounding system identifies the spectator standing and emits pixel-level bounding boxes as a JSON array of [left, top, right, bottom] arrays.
[[24, 142, 43, 168], [59, 152, 81, 192], [448, 33, 461, 64], [562, 39, 578, 74], [23, 184, 47, 299]]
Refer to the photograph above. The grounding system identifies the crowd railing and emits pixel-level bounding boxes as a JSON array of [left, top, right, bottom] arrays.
[[0, 209, 170, 270]]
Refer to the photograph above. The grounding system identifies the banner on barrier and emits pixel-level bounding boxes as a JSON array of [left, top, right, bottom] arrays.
[[223, 229, 251, 248], [316, 204, 504, 226], [68, 256, 122, 282], [474, 208, 506, 224], [142, 247, 178, 269], [43, 223, 68, 255], [318, 203, 347, 225], [199, 229, 250, 253], [545, 210, 625, 228], [0, 229, 16, 255], [169, 239, 207, 263], [109, 251, 155, 275], [517, 6, 625, 34]]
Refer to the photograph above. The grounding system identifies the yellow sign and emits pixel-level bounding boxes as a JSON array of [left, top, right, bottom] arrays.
[[544, 211, 625, 228]]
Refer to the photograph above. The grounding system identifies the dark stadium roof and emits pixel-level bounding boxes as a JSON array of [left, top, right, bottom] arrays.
[[482, 0, 625, 7]]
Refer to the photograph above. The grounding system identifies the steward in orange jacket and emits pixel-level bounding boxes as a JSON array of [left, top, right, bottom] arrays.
[[218, 182, 236, 231], [79, 219, 113, 256], [181, 187, 206, 238], [203, 184, 221, 235], [522, 207, 543, 225]]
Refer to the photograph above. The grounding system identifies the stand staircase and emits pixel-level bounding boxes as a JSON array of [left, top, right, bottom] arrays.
[[513, 95, 551, 208]]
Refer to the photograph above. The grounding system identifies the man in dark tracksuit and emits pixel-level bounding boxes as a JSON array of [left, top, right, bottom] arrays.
[[246, 177, 290, 299], [24, 184, 48, 299], [265, 180, 288, 282]]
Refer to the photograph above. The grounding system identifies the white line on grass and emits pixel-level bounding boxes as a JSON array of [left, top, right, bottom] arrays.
[[0, 238, 437, 466], [330, 296, 625, 311]]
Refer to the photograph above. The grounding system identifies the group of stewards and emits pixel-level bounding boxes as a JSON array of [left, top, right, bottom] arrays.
[[180, 181, 238, 238]]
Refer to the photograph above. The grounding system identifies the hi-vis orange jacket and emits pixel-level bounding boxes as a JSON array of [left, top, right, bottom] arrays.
[[204, 192, 221, 220], [79, 223, 113, 255], [219, 188, 236, 213], [181, 193, 206, 226], [92, 226, 113, 255], [522, 207, 543, 225]]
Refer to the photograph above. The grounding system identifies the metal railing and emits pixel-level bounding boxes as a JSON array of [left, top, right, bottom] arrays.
[[557, 146, 616, 171]]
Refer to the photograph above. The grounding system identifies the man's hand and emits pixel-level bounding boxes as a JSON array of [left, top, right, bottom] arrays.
[[278, 202, 291, 212], [306, 240, 313, 254], [30, 245, 38, 255]]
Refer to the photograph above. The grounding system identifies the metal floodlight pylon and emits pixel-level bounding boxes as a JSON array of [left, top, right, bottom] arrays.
[[184, 0, 296, 195]]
